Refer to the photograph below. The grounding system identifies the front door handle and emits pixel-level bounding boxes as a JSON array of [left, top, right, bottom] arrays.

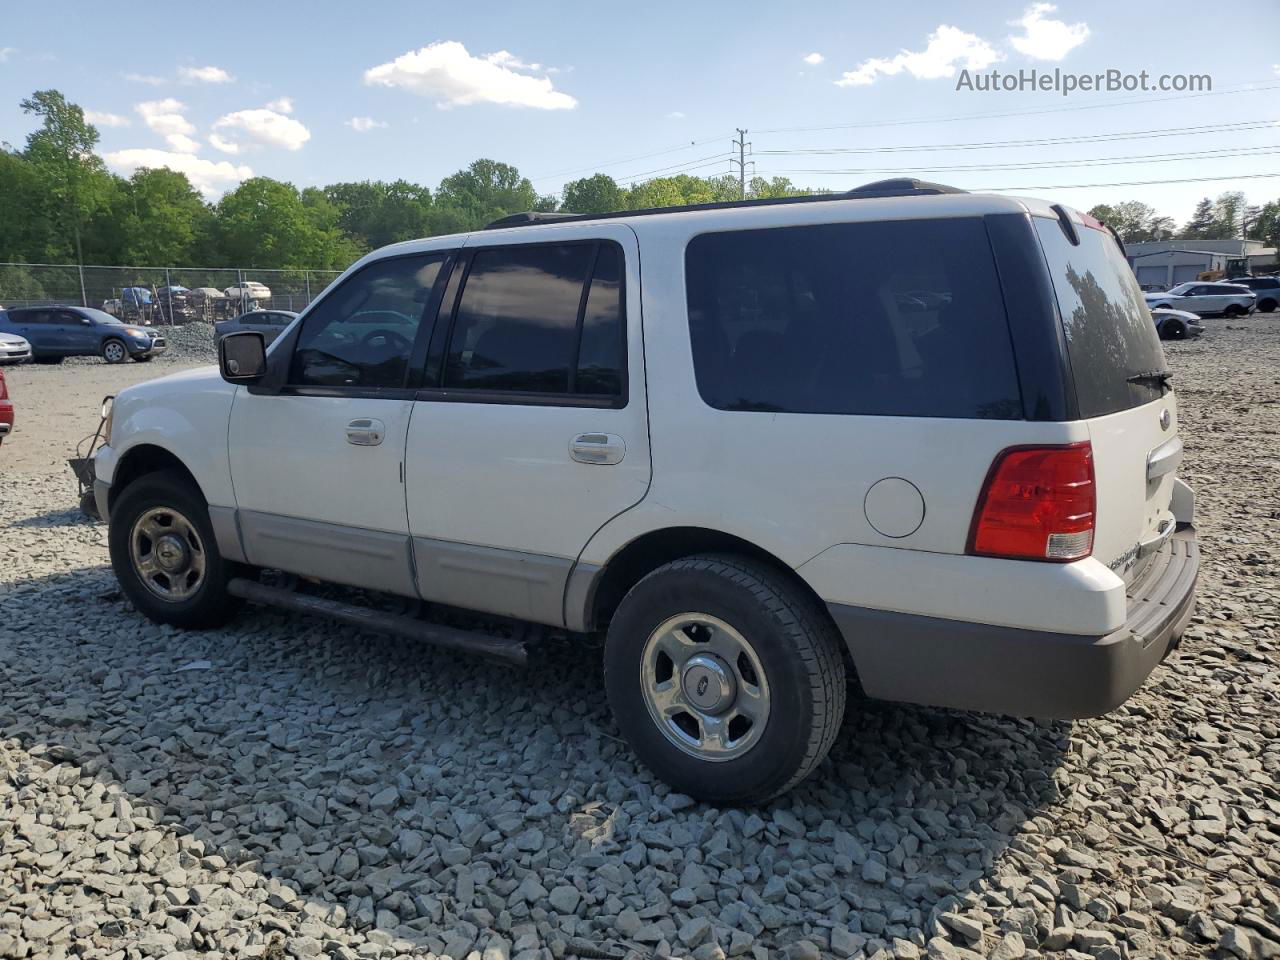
[[570, 433, 625, 465], [346, 418, 385, 446]]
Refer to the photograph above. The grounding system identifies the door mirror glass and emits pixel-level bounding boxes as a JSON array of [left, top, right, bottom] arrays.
[[220, 331, 267, 382]]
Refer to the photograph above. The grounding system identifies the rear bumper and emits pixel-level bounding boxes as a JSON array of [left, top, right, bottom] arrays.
[[830, 526, 1198, 720]]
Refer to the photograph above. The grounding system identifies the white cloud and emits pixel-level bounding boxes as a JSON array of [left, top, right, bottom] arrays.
[[803, 52, 825, 65], [124, 73, 166, 85], [836, 25, 1000, 86], [136, 99, 196, 143], [0, 47, 16, 63], [364, 40, 577, 110], [85, 110, 131, 128], [265, 97, 294, 113], [666, 111, 686, 120], [104, 148, 252, 197], [213, 105, 311, 151], [179, 64, 234, 84], [1008, 3, 1089, 61], [346, 116, 388, 131], [166, 133, 201, 154], [208, 133, 241, 155]]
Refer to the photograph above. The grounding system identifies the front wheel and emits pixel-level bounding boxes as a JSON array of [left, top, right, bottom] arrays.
[[1162, 319, 1186, 340], [603, 555, 846, 804], [102, 338, 128, 364], [108, 470, 243, 628]]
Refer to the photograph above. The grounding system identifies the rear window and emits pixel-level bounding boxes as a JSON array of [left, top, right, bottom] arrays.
[[1033, 218, 1166, 418], [685, 218, 1022, 419]]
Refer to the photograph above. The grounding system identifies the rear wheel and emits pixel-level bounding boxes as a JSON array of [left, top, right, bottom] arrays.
[[603, 554, 846, 804], [1258, 298, 1277, 313], [1224, 304, 1246, 318], [102, 338, 128, 364], [108, 470, 243, 628], [1153, 303, 1172, 311]]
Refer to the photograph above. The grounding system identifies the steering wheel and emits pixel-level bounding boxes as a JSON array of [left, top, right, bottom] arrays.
[[358, 329, 412, 354]]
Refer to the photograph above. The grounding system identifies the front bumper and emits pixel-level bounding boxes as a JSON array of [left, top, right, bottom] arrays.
[[0, 346, 31, 364], [128, 336, 167, 356], [829, 526, 1198, 720]]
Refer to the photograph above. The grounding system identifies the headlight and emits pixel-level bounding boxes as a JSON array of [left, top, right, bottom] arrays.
[[101, 396, 115, 444], [126, 327, 148, 338]]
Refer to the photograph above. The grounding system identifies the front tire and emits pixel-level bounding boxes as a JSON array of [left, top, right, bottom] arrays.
[[102, 338, 128, 364], [108, 470, 243, 628], [603, 555, 846, 804], [1162, 319, 1186, 341]]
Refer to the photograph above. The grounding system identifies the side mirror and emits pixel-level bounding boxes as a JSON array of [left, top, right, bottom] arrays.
[[219, 330, 267, 383]]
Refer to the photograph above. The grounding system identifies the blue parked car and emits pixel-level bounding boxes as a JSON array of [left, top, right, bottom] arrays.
[[0, 306, 167, 364]]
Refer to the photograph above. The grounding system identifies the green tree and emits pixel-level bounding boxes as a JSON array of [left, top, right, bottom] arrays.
[[111, 168, 211, 265], [436, 159, 539, 229], [1087, 201, 1175, 243], [561, 173, 625, 214], [1251, 200, 1280, 250], [20, 89, 111, 270], [325, 179, 434, 249], [0, 148, 51, 262], [1180, 198, 1216, 239], [214, 177, 357, 270]]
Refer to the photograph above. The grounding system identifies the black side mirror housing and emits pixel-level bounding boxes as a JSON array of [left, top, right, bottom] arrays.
[[219, 331, 267, 383]]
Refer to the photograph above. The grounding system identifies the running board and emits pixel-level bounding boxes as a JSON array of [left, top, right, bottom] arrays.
[[227, 578, 528, 666]]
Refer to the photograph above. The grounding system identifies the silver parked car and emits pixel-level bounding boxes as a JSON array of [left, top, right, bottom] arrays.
[[0, 329, 33, 364], [214, 310, 298, 345]]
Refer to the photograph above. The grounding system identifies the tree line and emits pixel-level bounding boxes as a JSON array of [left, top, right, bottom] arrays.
[[3, 89, 1277, 275]]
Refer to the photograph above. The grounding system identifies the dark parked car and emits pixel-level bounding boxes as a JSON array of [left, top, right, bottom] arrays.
[[153, 285, 196, 323], [1225, 276, 1280, 313], [214, 309, 298, 345], [0, 306, 167, 364], [1151, 307, 1204, 341]]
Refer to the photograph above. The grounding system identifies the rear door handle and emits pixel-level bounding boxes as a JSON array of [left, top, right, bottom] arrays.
[[570, 433, 626, 465], [346, 418, 385, 446]]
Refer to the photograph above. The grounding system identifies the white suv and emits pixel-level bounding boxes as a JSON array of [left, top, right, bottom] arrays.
[[92, 181, 1199, 803], [1144, 281, 1256, 317]]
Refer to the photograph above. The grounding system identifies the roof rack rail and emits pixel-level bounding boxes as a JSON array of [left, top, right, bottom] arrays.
[[481, 178, 967, 230]]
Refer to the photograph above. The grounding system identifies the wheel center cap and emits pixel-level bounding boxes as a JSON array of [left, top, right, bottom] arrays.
[[681, 653, 736, 714], [154, 534, 188, 572]]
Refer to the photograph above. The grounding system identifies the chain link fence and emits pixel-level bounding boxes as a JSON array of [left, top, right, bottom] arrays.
[[0, 262, 344, 324]]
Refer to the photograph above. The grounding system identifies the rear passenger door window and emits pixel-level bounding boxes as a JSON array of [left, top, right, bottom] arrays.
[[439, 241, 626, 403]]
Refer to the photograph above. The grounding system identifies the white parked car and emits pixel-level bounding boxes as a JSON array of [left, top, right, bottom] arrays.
[[223, 281, 272, 302], [1144, 282, 1255, 317], [0, 330, 32, 364], [91, 181, 1198, 802]]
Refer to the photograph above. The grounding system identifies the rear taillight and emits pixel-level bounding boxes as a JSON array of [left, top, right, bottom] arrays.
[[968, 442, 1095, 562]]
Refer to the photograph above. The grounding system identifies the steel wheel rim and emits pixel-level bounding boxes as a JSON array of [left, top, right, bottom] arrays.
[[105, 341, 125, 362], [640, 612, 771, 762], [129, 506, 207, 602]]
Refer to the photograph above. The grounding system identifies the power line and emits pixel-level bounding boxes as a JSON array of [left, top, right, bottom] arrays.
[[746, 170, 1280, 192], [530, 134, 731, 183], [754, 120, 1277, 156], [611, 153, 732, 184], [753, 79, 1280, 136], [762, 144, 1280, 176]]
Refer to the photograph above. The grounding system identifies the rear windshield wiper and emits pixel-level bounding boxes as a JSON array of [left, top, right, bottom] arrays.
[[1127, 370, 1173, 390]]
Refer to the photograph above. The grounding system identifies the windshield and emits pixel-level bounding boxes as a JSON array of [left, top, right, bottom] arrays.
[[82, 307, 123, 325], [1034, 218, 1168, 418]]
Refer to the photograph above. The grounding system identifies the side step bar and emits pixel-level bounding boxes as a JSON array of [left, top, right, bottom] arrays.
[[227, 578, 528, 666]]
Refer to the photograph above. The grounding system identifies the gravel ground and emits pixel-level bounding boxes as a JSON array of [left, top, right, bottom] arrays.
[[0, 319, 1277, 960]]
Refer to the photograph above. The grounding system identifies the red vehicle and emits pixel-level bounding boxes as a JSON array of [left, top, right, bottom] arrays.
[[0, 368, 12, 445]]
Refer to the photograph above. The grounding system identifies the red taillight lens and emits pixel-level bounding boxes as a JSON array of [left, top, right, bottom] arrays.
[[968, 443, 1095, 562]]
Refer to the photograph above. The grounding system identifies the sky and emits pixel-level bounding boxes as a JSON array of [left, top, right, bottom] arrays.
[[1, 0, 1277, 226]]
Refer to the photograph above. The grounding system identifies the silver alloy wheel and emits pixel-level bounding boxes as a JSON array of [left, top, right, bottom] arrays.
[[129, 506, 207, 602], [103, 340, 126, 362], [640, 612, 771, 761]]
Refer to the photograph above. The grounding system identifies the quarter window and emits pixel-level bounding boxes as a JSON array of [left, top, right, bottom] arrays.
[[685, 219, 1022, 418], [443, 242, 625, 399], [290, 254, 445, 389]]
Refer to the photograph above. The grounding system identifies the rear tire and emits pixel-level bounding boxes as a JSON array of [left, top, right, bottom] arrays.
[[33, 355, 63, 365], [1258, 298, 1277, 313], [102, 338, 128, 364], [1224, 304, 1246, 318], [108, 470, 243, 628], [603, 554, 846, 804], [1154, 303, 1172, 311]]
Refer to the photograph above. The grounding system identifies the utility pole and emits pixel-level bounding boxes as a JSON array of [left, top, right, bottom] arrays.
[[730, 128, 752, 200]]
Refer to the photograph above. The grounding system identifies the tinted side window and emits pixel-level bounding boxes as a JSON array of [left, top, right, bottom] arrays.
[[1033, 218, 1166, 417], [685, 218, 1022, 418], [444, 242, 624, 398], [290, 255, 445, 388]]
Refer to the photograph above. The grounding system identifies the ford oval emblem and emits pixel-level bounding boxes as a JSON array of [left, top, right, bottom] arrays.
[[1159, 409, 1171, 431]]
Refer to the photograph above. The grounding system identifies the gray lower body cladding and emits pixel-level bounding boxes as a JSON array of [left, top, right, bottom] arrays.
[[829, 527, 1198, 720]]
